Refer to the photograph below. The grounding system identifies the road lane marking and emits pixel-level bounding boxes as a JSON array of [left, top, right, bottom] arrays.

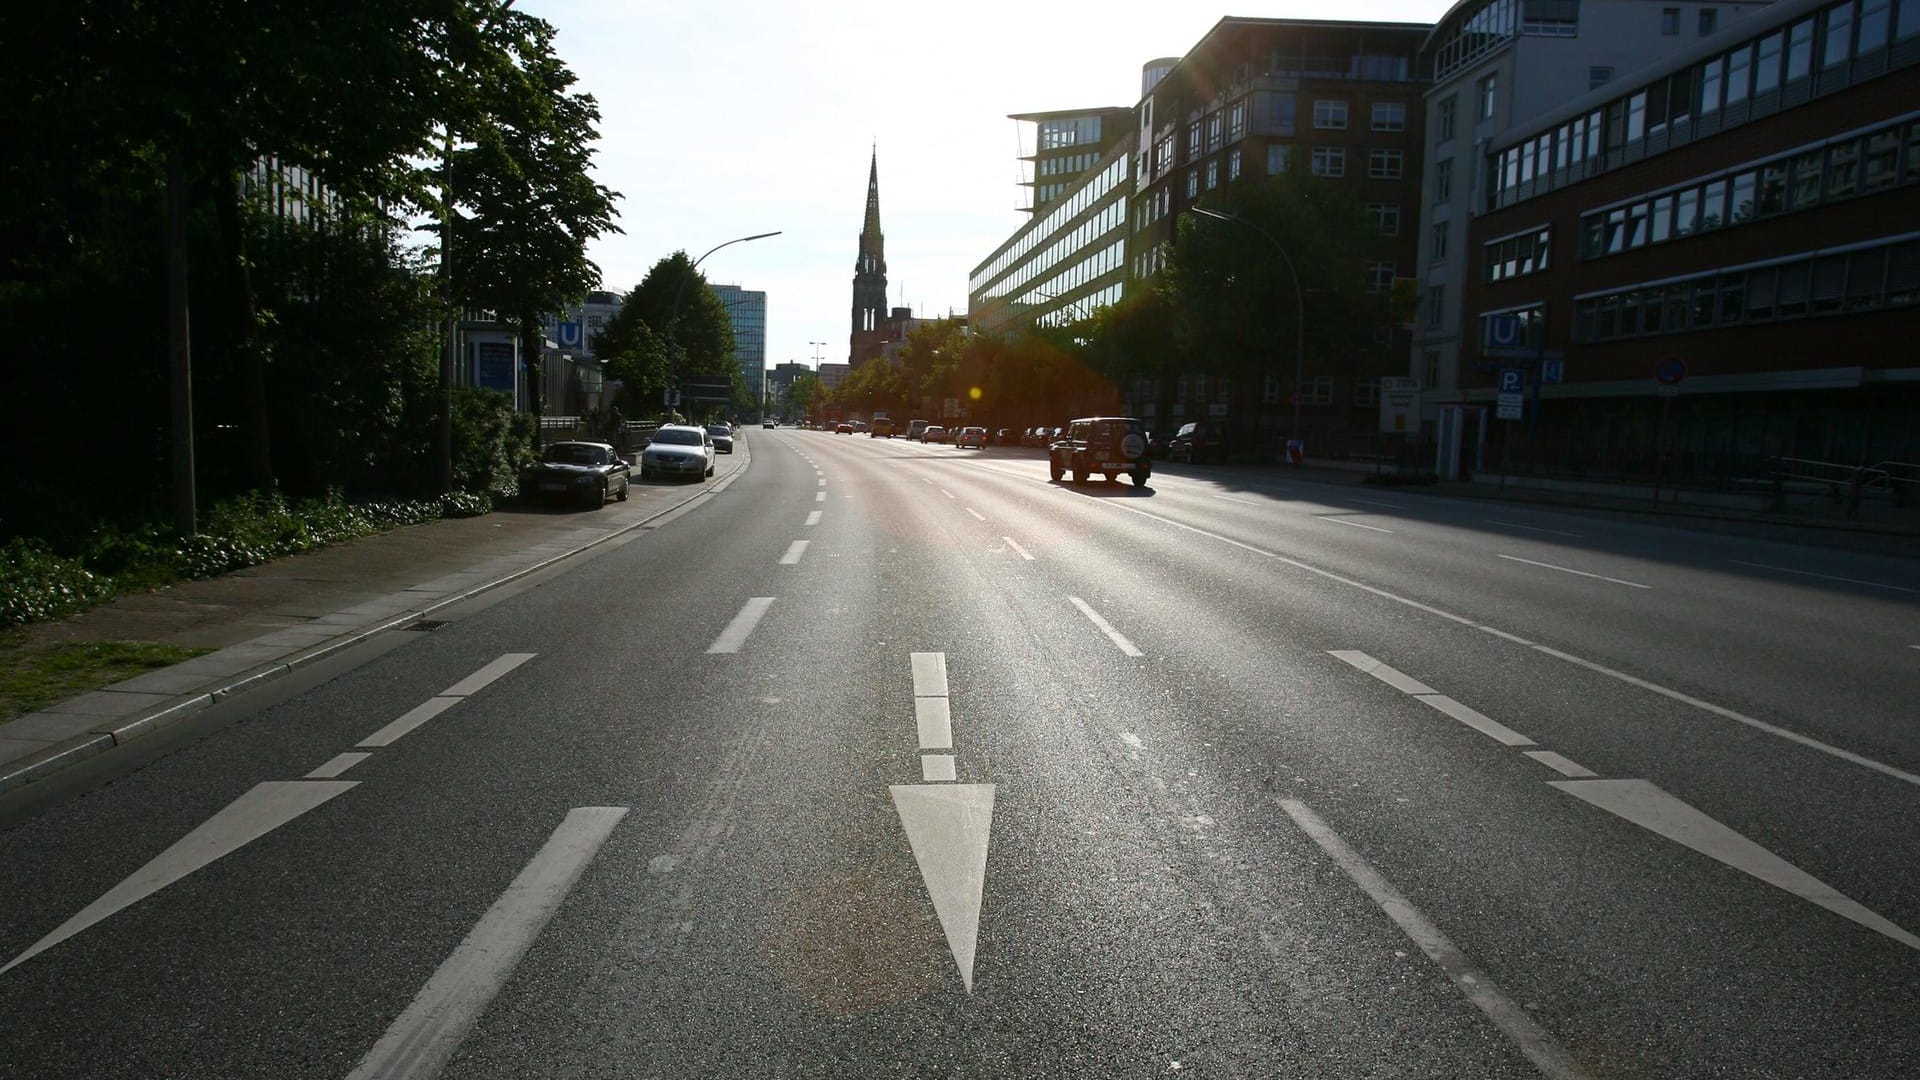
[[941, 488, 957, 500], [306, 752, 371, 779], [916, 697, 954, 749], [1498, 554, 1651, 590], [2, 780, 359, 975], [817, 478, 825, 487], [805, 510, 823, 525], [892, 784, 995, 993], [359, 697, 461, 748], [1728, 560, 1920, 595], [346, 807, 629, 1080], [442, 653, 538, 697], [1214, 494, 1261, 506], [1325, 516, 1394, 534], [779, 540, 809, 565], [911, 652, 949, 697], [1413, 694, 1536, 747], [1349, 497, 1407, 510], [921, 754, 957, 781], [1328, 651, 1437, 695], [965, 507, 986, 521], [1088, 493, 1919, 788], [1003, 537, 1035, 561], [1486, 519, 1584, 538], [1524, 751, 1597, 778], [1551, 780, 1919, 951], [815, 491, 826, 502], [707, 597, 776, 654], [1069, 596, 1144, 657], [1279, 798, 1594, 1080]]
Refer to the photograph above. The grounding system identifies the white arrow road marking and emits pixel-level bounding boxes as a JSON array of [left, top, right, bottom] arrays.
[[779, 540, 809, 565], [1550, 779, 1920, 951], [1280, 798, 1594, 1080], [707, 597, 776, 654], [307, 752, 371, 779], [1498, 554, 1650, 590], [1069, 596, 1143, 657], [346, 807, 628, 1080], [892, 783, 995, 993], [0, 780, 358, 975]]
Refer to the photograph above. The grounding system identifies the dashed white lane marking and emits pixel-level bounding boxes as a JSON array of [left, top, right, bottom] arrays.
[[805, 510, 823, 526], [921, 755, 956, 781], [1069, 596, 1144, 657], [1349, 497, 1407, 510], [1329, 651, 1436, 695], [1728, 560, 1920, 595], [1214, 494, 1261, 506], [443, 653, 538, 696], [707, 597, 776, 654], [359, 697, 461, 748], [1003, 537, 1035, 561], [912, 651, 949, 697], [1524, 750, 1597, 778], [1414, 694, 1535, 747], [779, 540, 809, 565], [815, 491, 826, 502], [965, 507, 986, 521], [1485, 519, 1584, 538], [1326, 516, 1394, 534], [346, 807, 629, 1080], [1279, 798, 1594, 1080], [306, 752, 371, 779], [916, 697, 953, 749], [1551, 780, 1920, 951], [1086, 486, 1917, 787], [1497, 554, 1651, 590], [940, 488, 957, 500], [816, 478, 825, 487]]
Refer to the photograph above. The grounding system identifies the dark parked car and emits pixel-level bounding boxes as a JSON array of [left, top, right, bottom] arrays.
[[706, 424, 735, 453], [1167, 420, 1229, 464], [1049, 417, 1151, 487], [521, 441, 630, 508]]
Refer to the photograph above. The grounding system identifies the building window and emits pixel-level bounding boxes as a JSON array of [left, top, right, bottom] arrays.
[[1423, 349, 1441, 388], [1589, 65, 1615, 90], [1263, 372, 1282, 403], [1354, 379, 1381, 407], [1228, 148, 1242, 181], [1477, 73, 1497, 119], [1430, 222, 1449, 262], [1434, 158, 1453, 202], [1301, 376, 1334, 405], [1699, 7, 1719, 34], [1372, 102, 1407, 132], [1313, 100, 1349, 129], [1188, 121, 1203, 157], [1427, 285, 1446, 327], [1662, 7, 1680, 34], [1207, 112, 1223, 151], [1366, 260, 1397, 292], [1186, 169, 1199, 198], [1312, 146, 1346, 177], [1436, 96, 1457, 142], [1206, 160, 1219, 190], [1268, 144, 1292, 173], [1369, 202, 1401, 235], [1484, 228, 1551, 282], [1369, 148, 1404, 179], [1228, 102, 1247, 141]]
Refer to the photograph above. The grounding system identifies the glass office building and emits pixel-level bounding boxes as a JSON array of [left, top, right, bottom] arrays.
[[711, 284, 767, 413]]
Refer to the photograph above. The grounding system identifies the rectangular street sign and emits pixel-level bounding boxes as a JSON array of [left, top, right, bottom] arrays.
[[1497, 401, 1523, 420], [1542, 357, 1565, 384]]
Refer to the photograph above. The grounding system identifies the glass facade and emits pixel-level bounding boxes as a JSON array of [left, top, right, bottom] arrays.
[[969, 149, 1132, 331], [710, 284, 767, 409]]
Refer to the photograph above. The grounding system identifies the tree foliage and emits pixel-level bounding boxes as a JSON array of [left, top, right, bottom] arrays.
[[594, 253, 737, 413]]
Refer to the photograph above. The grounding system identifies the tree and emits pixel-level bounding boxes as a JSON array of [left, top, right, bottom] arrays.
[[785, 373, 823, 419], [593, 253, 736, 412]]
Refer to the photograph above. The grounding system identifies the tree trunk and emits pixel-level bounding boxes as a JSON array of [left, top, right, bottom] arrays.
[[215, 167, 274, 492], [520, 316, 544, 456]]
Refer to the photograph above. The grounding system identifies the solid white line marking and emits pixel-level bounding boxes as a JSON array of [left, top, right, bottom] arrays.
[[805, 510, 823, 526], [1328, 651, 1437, 696], [1551, 780, 1919, 951], [1003, 537, 1035, 561], [915, 697, 954, 750], [707, 597, 776, 654], [1498, 554, 1650, 589], [2, 780, 359, 975], [911, 652, 949, 698], [1279, 798, 1593, 1080], [359, 697, 461, 748], [1525, 751, 1597, 778], [921, 754, 957, 782], [1414, 694, 1536, 747], [1325, 516, 1394, 534], [1090, 492, 1917, 787], [345, 807, 629, 1080], [1069, 596, 1144, 657], [815, 491, 826, 502], [779, 540, 809, 565], [892, 784, 995, 993], [442, 653, 537, 697], [965, 507, 986, 521], [306, 752, 371, 779], [1728, 560, 1920, 595], [1486, 519, 1584, 538]]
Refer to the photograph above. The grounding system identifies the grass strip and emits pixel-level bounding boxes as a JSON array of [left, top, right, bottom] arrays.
[[0, 632, 212, 723]]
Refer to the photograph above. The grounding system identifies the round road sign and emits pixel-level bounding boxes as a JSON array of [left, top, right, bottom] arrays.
[[1656, 356, 1686, 385]]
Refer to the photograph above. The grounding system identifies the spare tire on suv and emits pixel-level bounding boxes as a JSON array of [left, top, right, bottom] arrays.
[[1049, 417, 1152, 487]]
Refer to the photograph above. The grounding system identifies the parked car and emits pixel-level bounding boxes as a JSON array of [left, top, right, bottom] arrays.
[[923, 424, 948, 443], [870, 417, 897, 438], [994, 427, 1017, 445], [706, 423, 734, 454], [640, 424, 715, 481], [908, 419, 930, 441], [1049, 417, 1151, 487], [955, 426, 987, 448], [1166, 420, 1229, 464], [520, 440, 630, 508]]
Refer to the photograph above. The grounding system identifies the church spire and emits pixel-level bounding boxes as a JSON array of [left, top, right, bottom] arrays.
[[862, 147, 883, 238], [850, 146, 889, 364]]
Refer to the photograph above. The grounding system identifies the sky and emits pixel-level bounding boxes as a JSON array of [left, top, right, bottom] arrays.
[[518, 0, 1450, 371]]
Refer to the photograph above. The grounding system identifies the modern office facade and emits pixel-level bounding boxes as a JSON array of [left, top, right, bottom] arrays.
[[711, 283, 767, 414], [1460, 0, 1920, 480], [1413, 0, 1774, 415]]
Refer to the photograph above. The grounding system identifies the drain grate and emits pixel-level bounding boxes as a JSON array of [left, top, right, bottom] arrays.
[[403, 619, 449, 632]]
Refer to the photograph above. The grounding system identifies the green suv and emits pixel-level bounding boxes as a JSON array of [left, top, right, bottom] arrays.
[[1049, 416, 1151, 487]]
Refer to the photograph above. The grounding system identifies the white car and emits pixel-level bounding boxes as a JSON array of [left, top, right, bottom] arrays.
[[640, 425, 715, 481]]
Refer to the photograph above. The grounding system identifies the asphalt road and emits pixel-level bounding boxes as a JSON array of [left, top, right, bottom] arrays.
[[1, 429, 1915, 1078]]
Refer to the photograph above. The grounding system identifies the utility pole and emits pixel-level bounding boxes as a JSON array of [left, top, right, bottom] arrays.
[[166, 151, 196, 535]]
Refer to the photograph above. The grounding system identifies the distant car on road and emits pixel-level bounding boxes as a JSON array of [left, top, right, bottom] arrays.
[[1050, 416, 1151, 487], [1167, 420, 1228, 464], [706, 424, 734, 454], [835, 422, 854, 434], [640, 425, 714, 481], [763, 419, 775, 429], [908, 419, 930, 441], [520, 440, 629, 508], [955, 426, 987, 448], [870, 417, 896, 438], [923, 424, 948, 443]]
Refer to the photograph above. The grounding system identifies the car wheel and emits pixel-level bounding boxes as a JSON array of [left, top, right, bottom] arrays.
[[615, 477, 628, 502], [588, 480, 605, 508], [706, 462, 714, 477], [1049, 459, 1064, 482], [1131, 468, 1148, 488]]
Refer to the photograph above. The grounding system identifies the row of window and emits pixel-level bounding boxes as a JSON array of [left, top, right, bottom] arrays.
[[1580, 115, 1920, 259], [1308, 100, 1409, 132], [1484, 227, 1551, 282], [1038, 152, 1101, 177], [1039, 115, 1105, 150], [1022, 246, 1126, 324], [1572, 235, 1920, 342], [970, 156, 1128, 293], [1300, 146, 1406, 179], [976, 196, 1126, 302]]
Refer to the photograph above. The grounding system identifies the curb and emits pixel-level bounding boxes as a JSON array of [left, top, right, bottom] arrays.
[[0, 449, 748, 798]]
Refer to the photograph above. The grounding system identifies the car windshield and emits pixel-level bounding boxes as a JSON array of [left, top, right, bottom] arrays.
[[543, 444, 605, 465], [707, 425, 730, 435], [651, 429, 702, 446]]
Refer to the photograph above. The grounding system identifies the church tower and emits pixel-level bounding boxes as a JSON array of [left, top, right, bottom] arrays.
[[850, 149, 888, 365]]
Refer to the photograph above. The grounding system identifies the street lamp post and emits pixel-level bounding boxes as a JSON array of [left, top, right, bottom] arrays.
[[1190, 206, 1306, 456], [667, 231, 781, 415]]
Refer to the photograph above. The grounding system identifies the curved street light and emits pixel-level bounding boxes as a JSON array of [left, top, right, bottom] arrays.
[[666, 230, 781, 415], [1190, 205, 1306, 451]]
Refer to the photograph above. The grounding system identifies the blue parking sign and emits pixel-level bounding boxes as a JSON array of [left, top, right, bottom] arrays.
[[1498, 368, 1525, 393]]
